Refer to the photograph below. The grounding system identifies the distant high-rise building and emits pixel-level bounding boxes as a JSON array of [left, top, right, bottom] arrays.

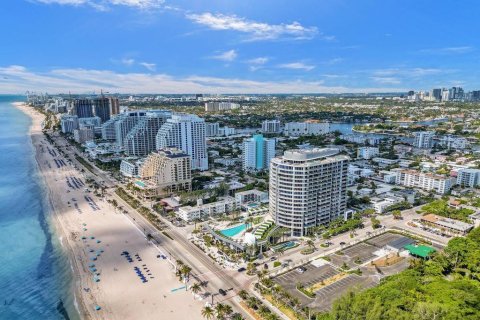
[[262, 120, 281, 134], [93, 97, 120, 123], [407, 90, 415, 97], [471, 90, 480, 101], [73, 99, 94, 118], [101, 115, 119, 141], [204, 102, 240, 112], [73, 127, 95, 144], [114, 110, 147, 146], [431, 88, 442, 101], [269, 148, 349, 236], [60, 115, 79, 133], [449, 87, 464, 101], [413, 131, 435, 149], [442, 89, 450, 102], [205, 122, 220, 137], [242, 134, 276, 171], [124, 111, 171, 157], [156, 114, 208, 171]]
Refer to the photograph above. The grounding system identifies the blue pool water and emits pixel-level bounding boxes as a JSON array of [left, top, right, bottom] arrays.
[[0, 96, 78, 320], [272, 241, 297, 251], [220, 223, 250, 237]]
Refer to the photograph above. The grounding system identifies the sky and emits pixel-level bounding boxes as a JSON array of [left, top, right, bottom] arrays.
[[0, 0, 479, 94]]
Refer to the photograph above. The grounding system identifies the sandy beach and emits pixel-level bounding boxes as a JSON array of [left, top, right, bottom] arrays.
[[14, 102, 205, 320]]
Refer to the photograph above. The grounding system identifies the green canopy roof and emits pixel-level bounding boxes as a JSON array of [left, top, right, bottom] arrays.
[[404, 244, 436, 258]]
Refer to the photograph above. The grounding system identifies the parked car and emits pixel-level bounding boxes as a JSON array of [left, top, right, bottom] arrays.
[[296, 267, 306, 274], [237, 267, 246, 272], [218, 289, 227, 296]]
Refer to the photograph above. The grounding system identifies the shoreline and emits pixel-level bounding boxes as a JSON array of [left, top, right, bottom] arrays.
[[13, 102, 90, 320], [13, 102, 206, 320]]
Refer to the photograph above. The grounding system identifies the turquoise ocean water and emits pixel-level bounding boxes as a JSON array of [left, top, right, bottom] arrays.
[[0, 95, 78, 320]]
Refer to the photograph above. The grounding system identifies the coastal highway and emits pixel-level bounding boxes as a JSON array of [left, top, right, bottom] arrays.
[[50, 133, 254, 318]]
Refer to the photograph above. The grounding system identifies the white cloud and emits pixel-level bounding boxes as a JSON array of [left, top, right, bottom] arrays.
[[211, 50, 237, 62], [33, 0, 164, 10], [373, 68, 443, 78], [0, 65, 408, 94], [247, 57, 269, 65], [246, 57, 269, 71], [186, 12, 323, 41], [121, 58, 136, 66], [278, 62, 315, 71], [323, 57, 343, 65], [419, 46, 473, 54], [139, 62, 156, 71], [370, 77, 402, 85]]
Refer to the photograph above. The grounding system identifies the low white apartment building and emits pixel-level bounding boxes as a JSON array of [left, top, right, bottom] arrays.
[[371, 196, 403, 214], [120, 158, 143, 177], [283, 121, 330, 136], [357, 147, 379, 160], [395, 169, 455, 194], [262, 120, 281, 134], [372, 157, 399, 165], [235, 189, 268, 206], [439, 135, 468, 150], [456, 168, 480, 187], [177, 197, 236, 222], [413, 131, 435, 149]]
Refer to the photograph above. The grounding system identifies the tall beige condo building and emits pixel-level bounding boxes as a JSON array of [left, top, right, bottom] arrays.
[[138, 148, 192, 197]]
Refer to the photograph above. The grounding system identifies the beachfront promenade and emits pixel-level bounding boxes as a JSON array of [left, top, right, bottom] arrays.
[[16, 103, 239, 320], [44, 123, 255, 319]]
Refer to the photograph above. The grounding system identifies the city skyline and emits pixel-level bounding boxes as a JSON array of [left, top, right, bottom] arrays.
[[1, 0, 480, 93]]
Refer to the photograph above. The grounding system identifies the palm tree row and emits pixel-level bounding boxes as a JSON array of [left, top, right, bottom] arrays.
[[201, 303, 238, 320], [175, 259, 192, 281]]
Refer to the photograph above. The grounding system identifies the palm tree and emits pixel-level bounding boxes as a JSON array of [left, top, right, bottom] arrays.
[[201, 306, 214, 320], [306, 239, 315, 250], [231, 313, 244, 320], [181, 265, 192, 280], [190, 282, 202, 297], [238, 289, 249, 300], [223, 304, 233, 317], [215, 303, 226, 319]]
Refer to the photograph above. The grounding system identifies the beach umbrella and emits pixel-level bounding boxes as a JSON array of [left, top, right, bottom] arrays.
[[94, 305, 101, 311]]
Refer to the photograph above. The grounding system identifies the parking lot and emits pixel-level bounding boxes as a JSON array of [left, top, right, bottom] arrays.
[[341, 242, 378, 263], [366, 232, 404, 248], [273, 263, 340, 305], [311, 274, 379, 312]]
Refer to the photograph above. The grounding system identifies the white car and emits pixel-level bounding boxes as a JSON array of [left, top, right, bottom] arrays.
[[296, 267, 306, 274]]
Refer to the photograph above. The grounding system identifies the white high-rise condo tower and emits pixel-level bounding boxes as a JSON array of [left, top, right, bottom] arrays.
[[156, 114, 208, 171], [269, 148, 349, 237]]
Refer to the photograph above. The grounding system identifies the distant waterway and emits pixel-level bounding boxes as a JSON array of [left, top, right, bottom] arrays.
[[0, 96, 78, 320]]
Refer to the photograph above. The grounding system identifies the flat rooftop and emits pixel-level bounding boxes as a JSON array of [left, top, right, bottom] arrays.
[[282, 148, 340, 161]]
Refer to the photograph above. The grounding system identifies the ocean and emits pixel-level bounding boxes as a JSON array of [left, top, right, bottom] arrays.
[[0, 96, 78, 320]]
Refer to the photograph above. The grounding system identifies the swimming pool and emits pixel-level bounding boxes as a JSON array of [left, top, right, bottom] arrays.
[[220, 223, 250, 237], [272, 241, 297, 252]]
